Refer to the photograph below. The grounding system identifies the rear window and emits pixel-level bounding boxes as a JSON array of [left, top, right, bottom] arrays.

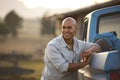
[[99, 13, 120, 38]]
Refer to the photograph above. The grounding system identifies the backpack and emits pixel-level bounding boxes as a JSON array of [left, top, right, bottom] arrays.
[[93, 32, 120, 52]]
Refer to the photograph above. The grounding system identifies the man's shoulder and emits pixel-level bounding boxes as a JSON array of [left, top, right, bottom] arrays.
[[74, 38, 83, 43], [48, 35, 61, 46]]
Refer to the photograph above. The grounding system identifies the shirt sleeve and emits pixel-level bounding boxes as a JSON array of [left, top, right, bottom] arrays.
[[45, 44, 69, 72], [84, 42, 95, 50]]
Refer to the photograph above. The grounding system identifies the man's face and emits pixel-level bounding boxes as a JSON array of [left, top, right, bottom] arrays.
[[61, 20, 77, 40]]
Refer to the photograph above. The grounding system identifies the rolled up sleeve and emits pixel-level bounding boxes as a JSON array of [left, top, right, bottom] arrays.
[[84, 42, 95, 50], [45, 44, 68, 72]]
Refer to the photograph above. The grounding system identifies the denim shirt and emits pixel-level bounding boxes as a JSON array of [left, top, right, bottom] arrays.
[[41, 35, 94, 80]]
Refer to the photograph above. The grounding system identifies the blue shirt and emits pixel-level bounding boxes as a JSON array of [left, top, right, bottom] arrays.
[[41, 35, 94, 80]]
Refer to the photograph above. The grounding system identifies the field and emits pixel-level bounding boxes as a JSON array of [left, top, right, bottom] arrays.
[[0, 35, 54, 80], [0, 59, 45, 80], [19, 60, 45, 80], [0, 35, 54, 54]]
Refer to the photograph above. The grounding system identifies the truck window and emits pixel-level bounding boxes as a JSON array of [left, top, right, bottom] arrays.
[[98, 13, 120, 38]]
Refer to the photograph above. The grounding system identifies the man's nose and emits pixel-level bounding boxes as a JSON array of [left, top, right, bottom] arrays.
[[64, 28, 69, 32]]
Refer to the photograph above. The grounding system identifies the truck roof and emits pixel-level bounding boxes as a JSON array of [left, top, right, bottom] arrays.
[[85, 5, 120, 19]]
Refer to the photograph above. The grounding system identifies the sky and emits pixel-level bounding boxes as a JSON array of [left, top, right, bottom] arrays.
[[0, 0, 111, 19]]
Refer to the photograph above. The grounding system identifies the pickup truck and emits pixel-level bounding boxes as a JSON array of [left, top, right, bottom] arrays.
[[78, 5, 120, 80]]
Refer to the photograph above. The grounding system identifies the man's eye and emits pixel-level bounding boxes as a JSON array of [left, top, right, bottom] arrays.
[[62, 26, 72, 29], [68, 26, 72, 29], [63, 26, 66, 29]]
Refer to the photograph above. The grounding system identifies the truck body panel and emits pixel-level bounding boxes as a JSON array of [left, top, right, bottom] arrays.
[[79, 5, 120, 80]]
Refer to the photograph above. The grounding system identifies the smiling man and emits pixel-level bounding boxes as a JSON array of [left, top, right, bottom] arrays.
[[41, 17, 101, 80]]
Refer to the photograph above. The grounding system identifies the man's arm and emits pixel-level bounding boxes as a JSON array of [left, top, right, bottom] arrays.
[[67, 54, 93, 72], [80, 43, 101, 59], [67, 43, 101, 72], [88, 43, 101, 53]]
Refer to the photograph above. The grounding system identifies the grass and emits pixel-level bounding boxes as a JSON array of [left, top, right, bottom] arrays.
[[19, 60, 45, 80], [0, 61, 13, 67], [0, 60, 45, 80], [0, 35, 54, 80]]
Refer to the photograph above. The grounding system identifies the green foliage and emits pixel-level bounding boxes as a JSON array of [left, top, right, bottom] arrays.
[[0, 22, 9, 36], [4, 10, 23, 37]]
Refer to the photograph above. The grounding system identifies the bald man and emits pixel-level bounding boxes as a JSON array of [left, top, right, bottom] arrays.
[[41, 17, 101, 80]]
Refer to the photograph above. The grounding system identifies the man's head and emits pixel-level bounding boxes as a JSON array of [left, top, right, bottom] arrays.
[[61, 17, 77, 40]]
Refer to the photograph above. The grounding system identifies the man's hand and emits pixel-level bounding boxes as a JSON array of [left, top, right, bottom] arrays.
[[80, 43, 101, 61], [80, 50, 92, 59], [80, 50, 95, 63], [80, 53, 93, 65], [68, 53, 94, 72]]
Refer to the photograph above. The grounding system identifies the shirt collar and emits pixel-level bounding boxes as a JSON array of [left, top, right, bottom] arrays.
[[59, 34, 77, 51], [59, 34, 68, 47]]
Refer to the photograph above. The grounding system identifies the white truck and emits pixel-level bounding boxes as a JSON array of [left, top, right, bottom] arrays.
[[78, 5, 120, 80]]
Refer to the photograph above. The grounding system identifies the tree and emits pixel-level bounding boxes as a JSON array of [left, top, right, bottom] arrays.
[[4, 10, 22, 37], [0, 22, 9, 36], [41, 17, 55, 35]]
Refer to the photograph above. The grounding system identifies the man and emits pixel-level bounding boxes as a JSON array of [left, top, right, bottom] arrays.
[[41, 17, 101, 80]]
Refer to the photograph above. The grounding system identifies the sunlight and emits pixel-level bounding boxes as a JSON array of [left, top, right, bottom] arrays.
[[95, 0, 112, 3], [19, 0, 42, 8], [19, 0, 112, 9]]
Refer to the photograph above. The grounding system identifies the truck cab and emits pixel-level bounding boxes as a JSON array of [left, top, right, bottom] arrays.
[[78, 5, 120, 80]]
